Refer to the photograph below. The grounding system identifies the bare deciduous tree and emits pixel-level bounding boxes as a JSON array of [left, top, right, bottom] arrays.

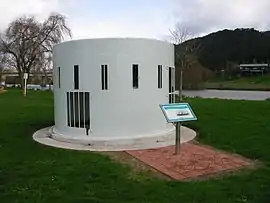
[[169, 22, 201, 101], [169, 22, 194, 45], [0, 54, 5, 72], [0, 12, 71, 89], [0, 54, 8, 86], [37, 53, 53, 88]]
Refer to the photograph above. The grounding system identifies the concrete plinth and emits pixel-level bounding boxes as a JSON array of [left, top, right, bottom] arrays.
[[33, 126, 196, 151]]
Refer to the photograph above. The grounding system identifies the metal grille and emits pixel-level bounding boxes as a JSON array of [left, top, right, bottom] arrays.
[[67, 91, 90, 135]]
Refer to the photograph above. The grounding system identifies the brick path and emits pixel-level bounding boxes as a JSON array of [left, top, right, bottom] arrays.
[[126, 143, 253, 180]]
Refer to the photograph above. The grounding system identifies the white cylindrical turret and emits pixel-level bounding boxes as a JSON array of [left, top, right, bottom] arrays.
[[52, 38, 175, 148]]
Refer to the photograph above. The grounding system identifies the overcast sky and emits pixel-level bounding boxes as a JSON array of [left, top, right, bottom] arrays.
[[0, 0, 270, 41]]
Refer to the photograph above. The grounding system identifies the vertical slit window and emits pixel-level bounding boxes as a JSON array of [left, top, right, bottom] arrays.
[[132, 64, 139, 89], [74, 65, 79, 89], [58, 67, 61, 88], [101, 65, 108, 90], [101, 65, 104, 90], [158, 65, 162, 88]]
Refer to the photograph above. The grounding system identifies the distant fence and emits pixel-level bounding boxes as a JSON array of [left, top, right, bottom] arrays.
[[6, 84, 53, 91]]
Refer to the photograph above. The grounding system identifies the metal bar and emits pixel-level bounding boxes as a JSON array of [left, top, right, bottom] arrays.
[[172, 67, 175, 103], [74, 92, 79, 127], [84, 92, 90, 133], [169, 67, 172, 103], [175, 122, 181, 155], [69, 92, 73, 127], [67, 92, 70, 126], [73, 92, 75, 127], [77, 92, 81, 128], [89, 93, 92, 132], [83, 92, 86, 128], [79, 92, 84, 128]]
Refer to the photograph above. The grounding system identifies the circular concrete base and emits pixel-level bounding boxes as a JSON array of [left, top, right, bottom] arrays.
[[33, 126, 197, 151]]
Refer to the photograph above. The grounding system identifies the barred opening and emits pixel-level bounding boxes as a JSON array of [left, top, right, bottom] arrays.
[[67, 91, 90, 134]]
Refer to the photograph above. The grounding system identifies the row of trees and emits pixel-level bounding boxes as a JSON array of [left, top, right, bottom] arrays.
[[3, 13, 269, 95], [0, 13, 72, 88], [0, 12, 198, 98], [194, 28, 270, 71]]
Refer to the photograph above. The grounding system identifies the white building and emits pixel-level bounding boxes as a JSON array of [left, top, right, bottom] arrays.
[[239, 63, 269, 75], [33, 37, 196, 151]]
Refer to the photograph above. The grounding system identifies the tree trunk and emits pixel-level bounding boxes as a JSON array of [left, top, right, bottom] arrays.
[[0, 73, 2, 86], [43, 71, 48, 88], [19, 72, 24, 89], [19, 72, 28, 92]]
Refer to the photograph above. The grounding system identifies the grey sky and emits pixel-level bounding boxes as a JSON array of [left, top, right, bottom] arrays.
[[0, 0, 269, 40]]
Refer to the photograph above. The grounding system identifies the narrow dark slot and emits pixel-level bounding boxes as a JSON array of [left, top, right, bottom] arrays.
[[158, 65, 162, 88], [74, 65, 79, 89], [101, 65, 104, 90], [132, 64, 139, 88], [58, 67, 61, 88], [104, 65, 108, 90]]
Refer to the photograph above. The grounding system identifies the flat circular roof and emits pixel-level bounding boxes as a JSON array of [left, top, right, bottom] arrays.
[[54, 37, 173, 48]]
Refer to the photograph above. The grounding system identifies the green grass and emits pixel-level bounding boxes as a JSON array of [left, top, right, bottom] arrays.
[[1, 89, 270, 202], [205, 75, 270, 91]]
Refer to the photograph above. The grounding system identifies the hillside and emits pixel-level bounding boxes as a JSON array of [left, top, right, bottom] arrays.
[[176, 28, 270, 71]]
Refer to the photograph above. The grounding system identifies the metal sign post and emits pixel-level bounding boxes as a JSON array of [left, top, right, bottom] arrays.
[[23, 73, 28, 96], [160, 103, 197, 155], [175, 122, 181, 154]]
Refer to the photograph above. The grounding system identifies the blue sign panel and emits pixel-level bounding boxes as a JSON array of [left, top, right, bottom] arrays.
[[159, 103, 197, 123]]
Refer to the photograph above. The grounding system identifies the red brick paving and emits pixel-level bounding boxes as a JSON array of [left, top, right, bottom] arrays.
[[125, 143, 253, 180]]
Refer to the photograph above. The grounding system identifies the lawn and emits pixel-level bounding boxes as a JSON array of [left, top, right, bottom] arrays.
[[205, 75, 270, 91], [1, 89, 270, 203]]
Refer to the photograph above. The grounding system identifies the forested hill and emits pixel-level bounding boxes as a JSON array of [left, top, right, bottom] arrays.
[[177, 28, 270, 71]]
